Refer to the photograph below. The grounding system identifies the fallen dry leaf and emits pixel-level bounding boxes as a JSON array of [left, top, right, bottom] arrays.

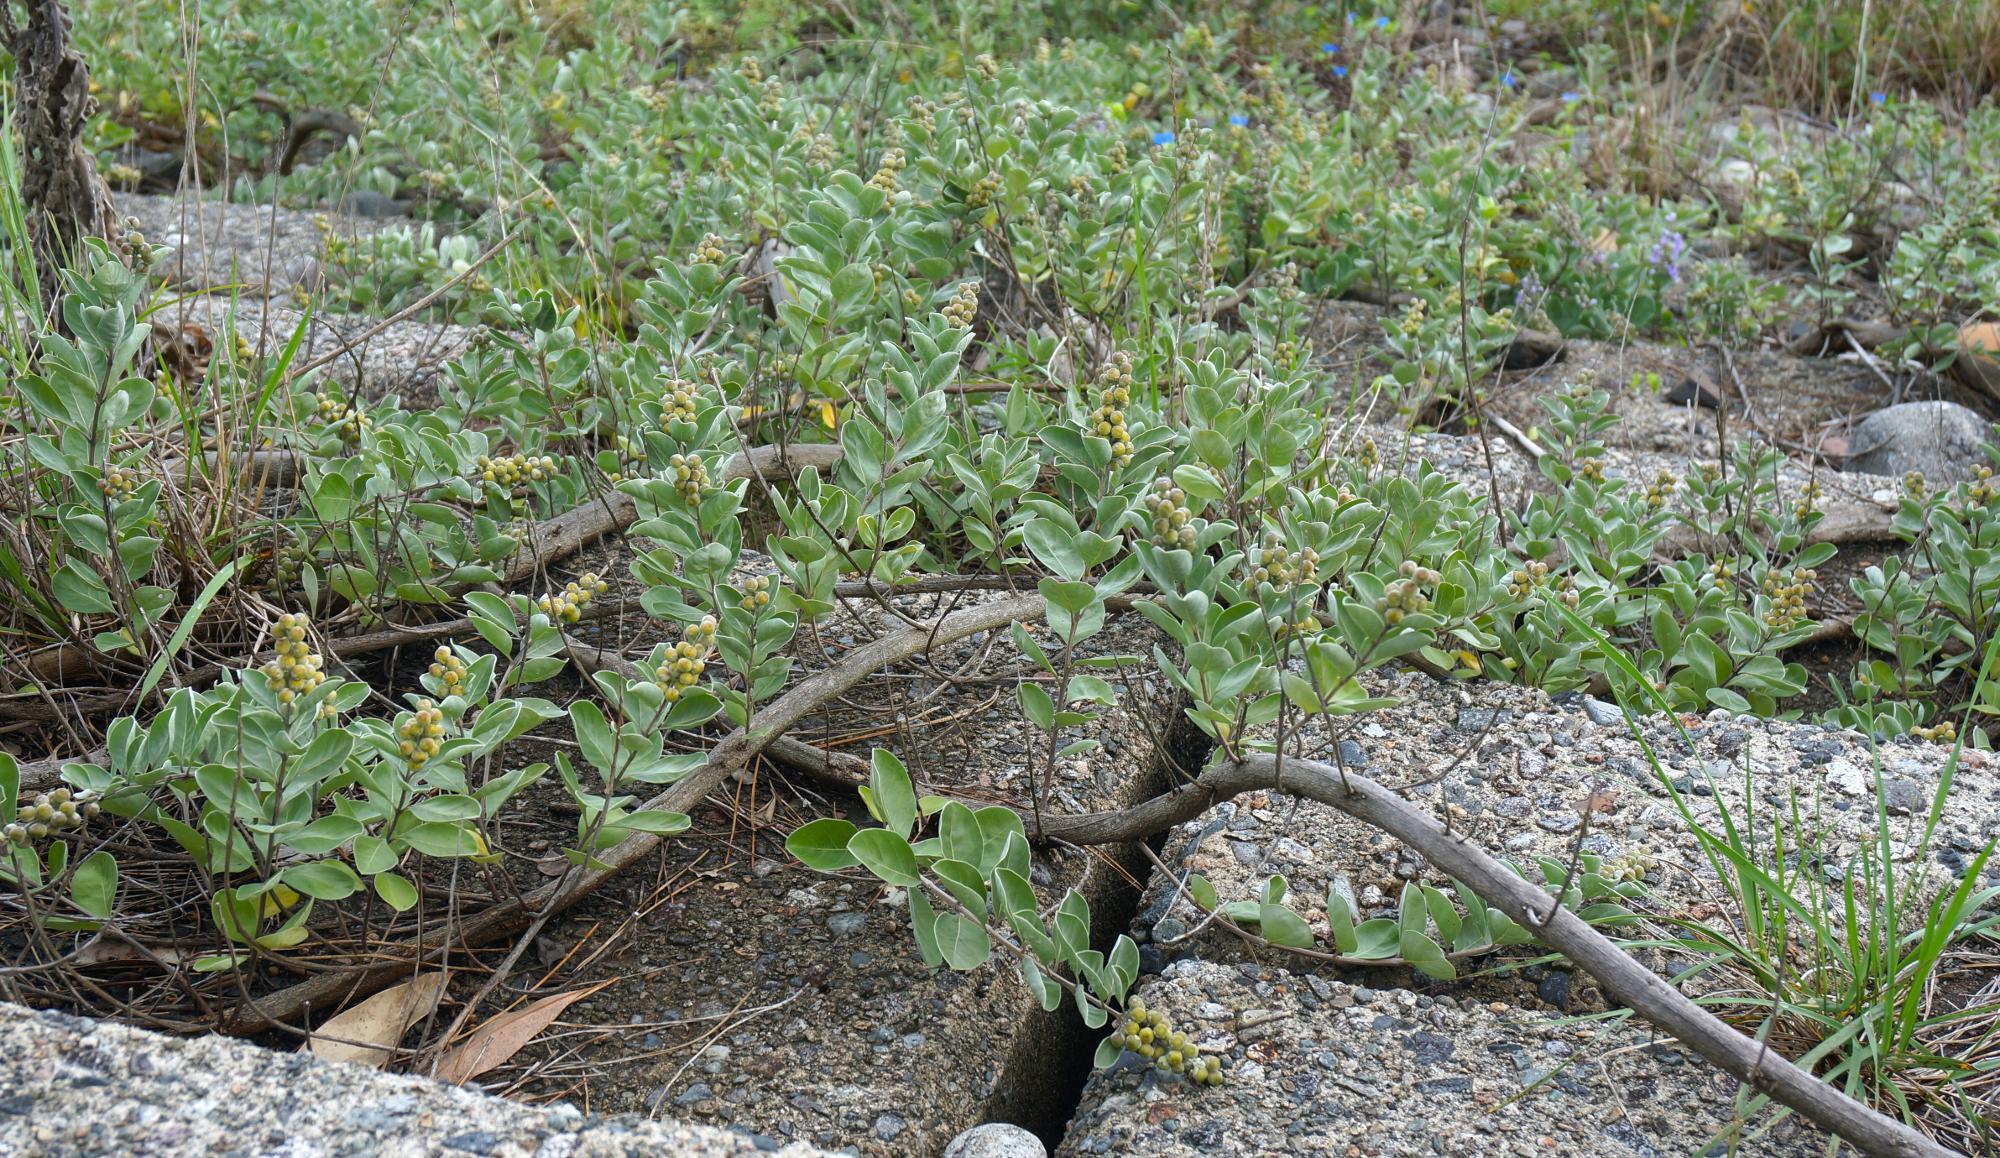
[[433, 980, 613, 1085], [1959, 322, 2000, 354], [307, 972, 448, 1069]]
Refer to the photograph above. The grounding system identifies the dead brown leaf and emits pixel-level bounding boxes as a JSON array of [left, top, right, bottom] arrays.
[[433, 980, 613, 1085], [306, 972, 448, 1069]]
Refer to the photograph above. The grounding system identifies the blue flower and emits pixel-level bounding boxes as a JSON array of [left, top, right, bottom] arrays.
[[1869, 91, 1887, 105], [1320, 42, 1341, 54], [1561, 91, 1582, 103], [1152, 130, 1175, 146], [1501, 71, 1517, 89], [1332, 65, 1349, 78], [1345, 11, 1356, 24], [1228, 114, 1249, 127], [1375, 15, 1390, 28]]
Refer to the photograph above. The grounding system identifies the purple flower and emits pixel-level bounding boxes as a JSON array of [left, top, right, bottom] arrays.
[[1332, 65, 1349, 78], [1646, 226, 1686, 285], [1228, 114, 1249, 127], [1515, 270, 1546, 313], [1152, 130, 1175, 146], [1321, 42, 1341, 54], [1869, 91, 1887, 105]]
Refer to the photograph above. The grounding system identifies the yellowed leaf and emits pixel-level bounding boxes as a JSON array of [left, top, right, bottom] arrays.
[[1589, 228, 1620, 253], [306, 973, 448, 1069], [433, 981, 613, 1085]]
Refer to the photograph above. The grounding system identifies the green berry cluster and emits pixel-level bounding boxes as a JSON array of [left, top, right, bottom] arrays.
[[1904, 470, 1928, 500], [1245, 529, 1320, 593], [96, 464, 140, 500], [970, 52, 999, 81], [669, 452, 710, 503], [738, 576, 774, 611], [1913, 719, 1958, 744], [476, 453, 560, 487], [737, 56, 762, 82], [5, 787, 102, 845], [1760, 566, 1817, 630], [654, 616, 719, 703], [942, 282, 979, 329], [867, 148, 906, 194], [1606, 850, 1655, 883], [907, 96, 938, 132], [397, 699, 447, 767], [962, 173, 1000, 209], [1793, 479, 1823, 520], [1377, 559, 1439, 624], [759, 77, 783, 119], [691, 233, 730, 265], [1088, 353, 1137, 464], [805, 133, 834, 168], [427, 646, 469, 696], [1968, 466, 1995, 509], [1143, 477, 1197, 549], [1109, 999, 1224, 1085], [1505, 559, 1580, 608], [660, 377, 702, 424], [1574, 457, 1605, 484], [1643, 470, 1677, 511], [314, 392, 372, 445], [261, 612, 328, 707], [537, 572, 609, 624]]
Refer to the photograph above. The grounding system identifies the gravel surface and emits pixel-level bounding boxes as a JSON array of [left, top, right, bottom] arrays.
[[115, 192, 402, 302], [147, 295, 479, 400], [1058, 959, 1825, 1156], [0, 1002, 830, 1157]]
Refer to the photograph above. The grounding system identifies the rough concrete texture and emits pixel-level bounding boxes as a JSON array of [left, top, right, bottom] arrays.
[[1100, 670, 1999, 1153], [116, 191, 400, 302], [148, 294, 478, 400], [0, 1001, 831, 1157], [1134, 671, 1988, 968], [1058, 959, 1824, 1156]]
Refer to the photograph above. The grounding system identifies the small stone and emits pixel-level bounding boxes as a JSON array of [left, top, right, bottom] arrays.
[[1536, 815, 1580, 835], [827, 912, 868, 936], [1537, 971, 1572, 1010], [875, 1113, 909, 1142], [1230, 840, 1265, 866], [1582, 698, 1622, 727], [1881, 778, 1926, 816], [1457, 708, 1512, 732], [675, 1082, 714, 1107], [1825, 760, 1868, 796], [944, 1122, 1047, 1158]]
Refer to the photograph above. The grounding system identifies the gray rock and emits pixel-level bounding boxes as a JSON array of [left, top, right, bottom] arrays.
[[1882, 777, 1927, 816], [946, 1122, 1048, 1158], [1843, 400, 1995, 482], [827, 912, 868, 936], [1582, 697, 1624, 727], [874, 1112, 909, 1141]]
